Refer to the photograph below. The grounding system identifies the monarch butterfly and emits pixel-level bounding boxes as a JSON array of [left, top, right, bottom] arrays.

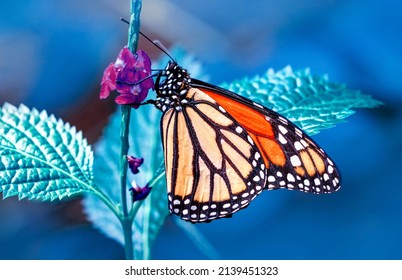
[[148, 61, 341, 223]]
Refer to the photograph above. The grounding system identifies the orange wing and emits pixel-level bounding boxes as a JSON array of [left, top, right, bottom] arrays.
[[161, 88, 267, 223], [200, 87, 341, 194]]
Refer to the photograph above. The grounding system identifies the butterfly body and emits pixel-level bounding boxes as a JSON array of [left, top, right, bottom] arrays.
[[153, 61, 340, 223]]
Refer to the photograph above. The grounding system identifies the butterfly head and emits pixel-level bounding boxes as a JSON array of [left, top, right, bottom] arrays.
[[154, 61, 192, 112]]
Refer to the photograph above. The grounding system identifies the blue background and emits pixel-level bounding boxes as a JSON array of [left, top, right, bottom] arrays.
[[0, 0, 401, 259]]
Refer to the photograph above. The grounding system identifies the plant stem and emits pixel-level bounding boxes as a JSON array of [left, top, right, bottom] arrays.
[[128, 0, 142, 53], [120, 105, 133, 260], [119, 0, 142, 260], [120, 105, 131, 218]]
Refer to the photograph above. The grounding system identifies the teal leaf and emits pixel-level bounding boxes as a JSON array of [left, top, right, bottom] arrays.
[[83, 104, 168, 260], [0, 103, 94, 201], [221, 66, 382, 135]]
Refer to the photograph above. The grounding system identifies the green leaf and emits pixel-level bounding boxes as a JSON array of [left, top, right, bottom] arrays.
[[0, 103, 94, 201], [221, 66, 382, 136], [83, 105, 168, 259]]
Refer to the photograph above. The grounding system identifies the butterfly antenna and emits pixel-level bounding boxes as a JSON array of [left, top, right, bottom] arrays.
[[120, 18, 176, 62], [144, 36, 176, 63]]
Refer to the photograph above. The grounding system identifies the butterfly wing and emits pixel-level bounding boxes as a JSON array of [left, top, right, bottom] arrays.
[[191, 79, 341, 194], [161, 87, 267, 223]]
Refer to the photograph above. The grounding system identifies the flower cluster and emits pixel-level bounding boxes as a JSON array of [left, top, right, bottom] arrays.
[[130, 182, 152, 202], [100, 47, 154, 108], [127, 155, 144, 174]]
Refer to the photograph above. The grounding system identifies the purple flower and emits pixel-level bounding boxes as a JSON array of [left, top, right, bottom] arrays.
[[130, 182, 152, 202], [100, 47, 154, 108], [100, 63, 116, 99], [127, 155, 144, 174]]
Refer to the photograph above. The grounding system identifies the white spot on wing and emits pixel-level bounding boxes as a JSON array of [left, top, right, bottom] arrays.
[[290, 155, 302, 166], [300, 139, 309, 148], [278, 125, 288, 134], [294, 141, 304, 151], [235, 126, 243, 133], [253, 102, 264, 109], [278, 116, 288, 124], [287, 173, 295, 182], [278, 134, 287, 144]]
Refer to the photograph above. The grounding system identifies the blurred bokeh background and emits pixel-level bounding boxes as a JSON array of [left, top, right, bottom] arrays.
[[1, 0, 401, 259]]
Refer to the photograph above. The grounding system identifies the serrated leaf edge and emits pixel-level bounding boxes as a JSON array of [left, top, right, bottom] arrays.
[[0, 102, 96, 200]]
